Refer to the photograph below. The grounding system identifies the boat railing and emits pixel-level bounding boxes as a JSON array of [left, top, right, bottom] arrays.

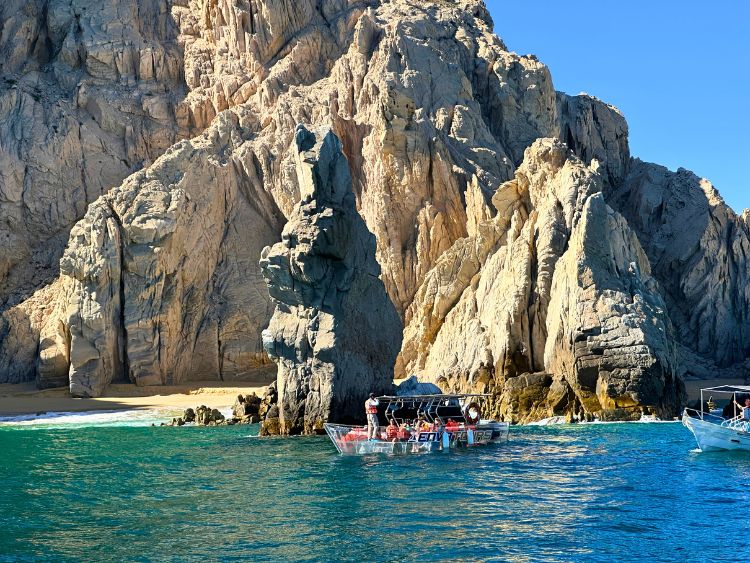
[[684, 407, 725, 424], [720, 414, 750, 432]]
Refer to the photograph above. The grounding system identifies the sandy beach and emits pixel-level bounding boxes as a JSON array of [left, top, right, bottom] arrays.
[[0, 371, 407, 418], [0, 380, 272, 416], [1, 374, 740, 417]]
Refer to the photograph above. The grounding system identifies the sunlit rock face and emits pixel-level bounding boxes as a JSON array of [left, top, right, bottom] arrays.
[[39, 112, 284, 397], [260, 126, 401, 435], [0, 0, 190, 308], [398, 139, 685, 423], [0, 0, 745, 422]]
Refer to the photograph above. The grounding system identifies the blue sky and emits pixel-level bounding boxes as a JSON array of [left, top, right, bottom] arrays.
[[485, 0, 749, 212]]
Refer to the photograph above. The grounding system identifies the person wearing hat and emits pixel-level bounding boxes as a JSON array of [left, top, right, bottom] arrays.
[[365, 393, 380, 440]]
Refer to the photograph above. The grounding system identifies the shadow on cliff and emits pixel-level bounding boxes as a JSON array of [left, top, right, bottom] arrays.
[[0, 0, 191, 311], [0, 0, 197, 386], [608, 158, 750, 369]]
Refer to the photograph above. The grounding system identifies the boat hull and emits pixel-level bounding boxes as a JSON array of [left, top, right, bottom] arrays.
[[683, 410, 750, 452], [324, 422, 509, 455]]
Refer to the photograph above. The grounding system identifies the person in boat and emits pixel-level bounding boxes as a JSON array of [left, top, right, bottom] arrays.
[[386, 418, 399, 442], [397, 422, 411, 441], [734, 396, 750, 423], [445, 418, 459, 431], [415, 417, 430, 432], [365, 393, 380, 440]]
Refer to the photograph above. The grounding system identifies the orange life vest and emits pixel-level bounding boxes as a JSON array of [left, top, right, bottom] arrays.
[[365, 399, 378, 414]]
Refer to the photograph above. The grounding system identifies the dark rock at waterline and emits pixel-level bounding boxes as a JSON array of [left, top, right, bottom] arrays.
[[597, 408, 642, 422], [260, 417, 280, 436], [232, 393, 261, 419], [265, 404, 279, 419], [193, 405, 225, 425], [166, 401, 267, 427], [195, 405, 210, 425], [259, 405, 280, 436], [259, 384, 278, 419]]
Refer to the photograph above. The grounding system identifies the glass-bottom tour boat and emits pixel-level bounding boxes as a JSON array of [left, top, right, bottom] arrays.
[[683, 385, 750, 452], [324, 394, 509, 455]]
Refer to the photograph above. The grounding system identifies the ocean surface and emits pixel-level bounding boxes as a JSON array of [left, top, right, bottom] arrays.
[[2, 412, 749, 562]]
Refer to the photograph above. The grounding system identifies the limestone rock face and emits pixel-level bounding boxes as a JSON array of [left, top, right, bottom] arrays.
[[0, 0, 190, 306], [557, 93, 630, 188], [0, 280, 70, 386], [59, 198, 125, 397], [543, 193, 683, 421], [399, 139, 597, 382], [610, 161, 750, 374], [259, 126, 401, 435], [0, 0, 361, 311], [329, 2, 561, 314], [0, 0, 588, 392], [42, 112, 284, 396], [399, 139, 684, 422]]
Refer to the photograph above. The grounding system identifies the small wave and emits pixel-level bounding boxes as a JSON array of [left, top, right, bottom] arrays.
[[0, 405, 236, 428], [0, 408, 179, 428], [527, 416, 567, 426], [587, 415, 680, 425], [525, 414, 679, 426]]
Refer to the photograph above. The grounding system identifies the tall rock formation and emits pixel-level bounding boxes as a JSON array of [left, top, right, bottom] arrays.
[[398, 139, 684, 422], [259, 125, 401, 435], [0, 0, 746, 421], [542, 193, 682, 421]]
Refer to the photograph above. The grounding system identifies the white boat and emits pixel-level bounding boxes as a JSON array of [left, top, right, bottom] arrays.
[[683, 384, 750, 452], [324, 394, 509, 455]]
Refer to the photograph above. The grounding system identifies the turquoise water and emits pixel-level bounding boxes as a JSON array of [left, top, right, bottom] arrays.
[[2, 417, 750, 562]]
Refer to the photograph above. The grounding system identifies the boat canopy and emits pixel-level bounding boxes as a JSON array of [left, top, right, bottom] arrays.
[[376, 393, 491, 400], [700, 385, 750, 394], [373, 393, 491, 425]]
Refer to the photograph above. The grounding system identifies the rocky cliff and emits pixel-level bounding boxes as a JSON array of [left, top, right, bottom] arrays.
[[0, 0, 188, 306], [0, 0, 747, 421], [398, 139, 683, 422], [37, 111, 284, 396], [260, 125, 401, 434]]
